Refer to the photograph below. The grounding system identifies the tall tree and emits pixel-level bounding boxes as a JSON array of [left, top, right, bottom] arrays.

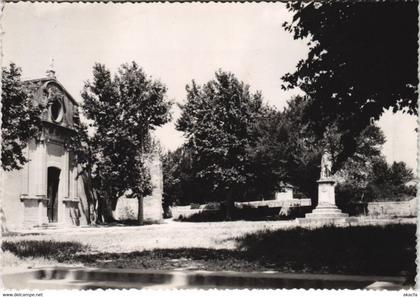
[[282, 2, 418, 166], [364, 159, 415, 201], [162, 146, 213, 206], [177, 70, 264, 219], [80, 62, 171, 224], [267, 96, 386, 204], [244, 108, 293, 200], [1, 63, 42, 171]]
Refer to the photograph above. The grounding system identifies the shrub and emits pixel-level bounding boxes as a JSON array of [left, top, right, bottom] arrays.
[[190, 203, 201, 209], [204, 202, 221, 210]]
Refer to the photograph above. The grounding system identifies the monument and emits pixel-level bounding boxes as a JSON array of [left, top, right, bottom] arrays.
[[304, 150, 349, 221]]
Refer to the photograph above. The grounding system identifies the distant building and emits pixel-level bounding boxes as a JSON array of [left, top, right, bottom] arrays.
[[1, 68, 163, 231]]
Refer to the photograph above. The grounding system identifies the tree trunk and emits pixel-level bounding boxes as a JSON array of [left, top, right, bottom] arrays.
[[137, 196, 144, 225], [96, 194, 115, 224], [225, 189, 235, 221]]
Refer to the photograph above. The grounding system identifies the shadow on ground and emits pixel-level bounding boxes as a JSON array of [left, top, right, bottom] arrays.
[[2, 224, 416, 284]]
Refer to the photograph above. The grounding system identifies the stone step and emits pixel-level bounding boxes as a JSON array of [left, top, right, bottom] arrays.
[[296, 217, 351, 226], [314, 204, 341, 209], [311, 208, 343, 214], [305, 213, 349, 219]]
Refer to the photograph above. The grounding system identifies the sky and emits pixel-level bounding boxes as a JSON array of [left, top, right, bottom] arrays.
[[3, 2, 418, 172]]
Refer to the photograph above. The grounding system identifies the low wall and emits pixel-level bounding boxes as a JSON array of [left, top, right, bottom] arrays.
[[170, 205, 211, 220], [367, 198, 417, 217], [171, 199, 312, 220], [236, 199, 311, 209]]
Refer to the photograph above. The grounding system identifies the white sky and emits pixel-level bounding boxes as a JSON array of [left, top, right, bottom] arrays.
[[3, 2, 418, 172]]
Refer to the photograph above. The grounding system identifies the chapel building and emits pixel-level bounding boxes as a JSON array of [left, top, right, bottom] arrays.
[[1, 68, 163, 231]]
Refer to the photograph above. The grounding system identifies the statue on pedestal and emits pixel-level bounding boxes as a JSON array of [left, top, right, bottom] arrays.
[[320, 150, 332, 180]]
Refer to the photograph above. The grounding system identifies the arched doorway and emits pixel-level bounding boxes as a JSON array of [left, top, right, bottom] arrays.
[[47, 167, 60, 223]]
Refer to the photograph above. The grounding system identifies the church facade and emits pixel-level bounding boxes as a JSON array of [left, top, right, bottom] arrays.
[[1, 69, 163, 231]]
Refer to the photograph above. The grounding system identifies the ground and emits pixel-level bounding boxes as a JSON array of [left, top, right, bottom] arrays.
[[4, 220, 299, 253], [2, 218, 416, 284]]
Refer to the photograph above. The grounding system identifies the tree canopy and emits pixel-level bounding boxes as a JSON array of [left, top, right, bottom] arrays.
[[1, 63, 42, 171], [167, 94, 388, 207], [250, 96, 386, 203], [78, 62, 172, 223], [176, 70, 265, 217], [282, 2, 418, 165]]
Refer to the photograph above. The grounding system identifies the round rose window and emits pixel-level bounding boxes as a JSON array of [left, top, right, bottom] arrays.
[[50, 100, 63, 123]]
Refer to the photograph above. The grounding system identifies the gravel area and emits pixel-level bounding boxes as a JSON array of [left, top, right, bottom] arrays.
[[3, 217, 415, 254], [3, 220, 300, 253]]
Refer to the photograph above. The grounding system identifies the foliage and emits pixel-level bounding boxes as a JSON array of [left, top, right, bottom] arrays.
[[77, 62, 171, 223], [169, 92, 387, 207], [336, 157, 415, 205], [176, 70, 264, 217], [244, 108, 293, 200], [163, 146, 204, 206], [365, 159, 415, 201], [254, 96, 386, 203], [282, 2, 418, 166], [1, 63, 42, 171]]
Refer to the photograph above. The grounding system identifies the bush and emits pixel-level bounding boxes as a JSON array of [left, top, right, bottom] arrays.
[[178, 210, 226, 222], [190, 203, 201, 209], [204, 202, 221, 210]]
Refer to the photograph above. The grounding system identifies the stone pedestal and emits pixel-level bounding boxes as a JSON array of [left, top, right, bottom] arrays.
[[304, 178, 348, 220]]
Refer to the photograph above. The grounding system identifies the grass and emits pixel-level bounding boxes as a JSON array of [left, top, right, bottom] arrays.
[[237, 224, 416, 279], [2, 223, 415, 283], [2, 240, 88, 261]]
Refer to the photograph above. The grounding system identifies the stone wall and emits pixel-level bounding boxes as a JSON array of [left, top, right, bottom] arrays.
[[171, 198, 312, 220], [143, 154, 163, 223], [171, 206, 205, 220], [1, 152, 28, 230], [367, 198, 417, 217]]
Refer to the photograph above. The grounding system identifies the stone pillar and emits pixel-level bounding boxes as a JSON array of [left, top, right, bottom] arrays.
[[69, 153, 78, 199], [38, 199, 48, 225], [28, 140, 47, 197], [23, 140, 48, 227], [56, 150, 69, 225], [304, 177, 348, 220], [317, 178, 336, 205], [143, 153, 164, 223]]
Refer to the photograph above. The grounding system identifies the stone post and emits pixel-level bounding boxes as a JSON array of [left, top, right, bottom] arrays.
[[304, 177, 348, 220]]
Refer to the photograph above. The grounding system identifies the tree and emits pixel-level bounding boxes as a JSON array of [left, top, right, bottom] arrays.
[[271, 96, 386, 204], [177, 70, 264, 219], [244, 107, 296, 200], [1, 63, 42, 171], [80, 62, 171, 224], [363, 159, 415, 201], [282, 2, 418, 166], [162, 146, 213, 206]]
